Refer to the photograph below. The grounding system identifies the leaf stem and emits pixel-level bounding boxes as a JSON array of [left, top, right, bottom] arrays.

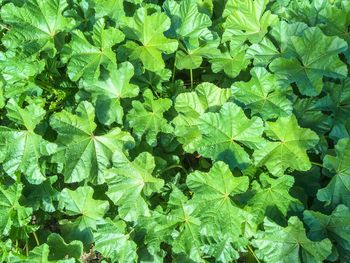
[[25, 241, 29, 256], [190, 68, 193, 89], [172, 53, 177, 83], [35, 80, 54, 93], [0, 23, 10, 31], [161, 164, 188, 176], [127, 228, 135, 237], [247, 245, 261, 263], [311, 161, 323, 168], [32, 232, 40, 246]]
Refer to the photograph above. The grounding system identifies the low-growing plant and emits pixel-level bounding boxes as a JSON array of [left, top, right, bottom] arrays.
[[0, 0, 349, 262]]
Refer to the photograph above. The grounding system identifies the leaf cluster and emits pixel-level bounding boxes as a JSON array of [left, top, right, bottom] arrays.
[[0, 0, 349, 262]]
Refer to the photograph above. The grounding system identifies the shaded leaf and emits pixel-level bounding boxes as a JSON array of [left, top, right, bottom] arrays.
[[59, 186, 109, 230], [0, 183, 32, 236], [304, 205, 350, 263], [63, 19, 124, 81], [47, 233, 83, 261], [232, 67, 293, 120], [1, 0, 74, 56], [94, 218, 138, 263], [252, 217, 332, 263], [122, 8, 178, 71], [173, 82, 231, 152], [105, 152, 164, 221], [223, 0, 278, 43], [127, 89, 172, 146], [50, 101, 134, 184], [82, 62, 139, 125], [0, 99, 57, 184], [270, 27, 348, 96], [254, 115, 319, 176], [317, 138, 350, 208], [197, 102, 264, 169]]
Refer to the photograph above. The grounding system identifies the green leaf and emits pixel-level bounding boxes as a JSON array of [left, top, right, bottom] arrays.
[[317, 138, 350, 208], [270, 27, 348, 96], [0, 183, 32, 236], [13, 243, 75, 262], [196, 0, 213, 16], [175, 37, 219, 70], [304, 205, 350, 262], [246, 21, 308, 66], [23, 176, 59, 212], [246, 37, 280, 66], [164, 0, 212, 42], [1, 0, 74, 56], [320, 0, 350, 62], [197, 102, 264, 169], [93, 218, 138, 263], [59, 186, 109, 230], [270, 21, 308, 55], [127, 89, 172, 146], [200, 232, 246, 263], [105, 152, 164, 221], [164, 0, 219, 70], [82, 62, 139, 125], [59, 221, 93, 250], [0, 99, 57, 184], [165, 188, 202, 262], [209, 43, 250, 78], [122, 8, 178, 71], [187, 161, 249, 203], [89, 0, 125, 22], [146, 185, 249, 262], [173, 82, 231, 152], [5, 98, 45, 131], [231, 67, 293, 120], [50, 101, 134, 184], [293, 97, 333, 135], [64, 19, 124, 81], [0, 240, 12, 262], [132, 68, 172, 95], [282, 0, 327, 25], [136, 189, 200, 261], [254, 114, 319, 176], [223, 0, 278, 43], [319, 79, 350, 124], [0, 52, 45, 97], [187, 161, 250, 236], [252, 217, 332, 263], [247, 174, 300, 224], [25, 244, 50, 263], [47, 233, 83, 261]]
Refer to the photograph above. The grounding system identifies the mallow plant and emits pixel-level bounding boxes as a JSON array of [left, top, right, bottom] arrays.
[[0, 0, 349, 262]]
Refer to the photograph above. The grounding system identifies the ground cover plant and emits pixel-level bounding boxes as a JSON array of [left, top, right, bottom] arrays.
[[0, 0, 349, 262]]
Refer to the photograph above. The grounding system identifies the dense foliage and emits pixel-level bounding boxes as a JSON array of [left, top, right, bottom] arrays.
[[0, 0, 349, 262]]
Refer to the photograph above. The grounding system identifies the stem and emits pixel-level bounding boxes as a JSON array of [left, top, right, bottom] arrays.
[[311, 161, 323, 168], [0, 23, 10, 31], [25, 241, 29, 256], [190, 69, 193, 89], [34, 80, 54, 93], [32, 232, 40, 246], [161, 164, 188, 176], [15, 240, 18, 253], [127, 228, 135, 237], [172, 53, 177, 83], [247, 245, 261, 263]]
